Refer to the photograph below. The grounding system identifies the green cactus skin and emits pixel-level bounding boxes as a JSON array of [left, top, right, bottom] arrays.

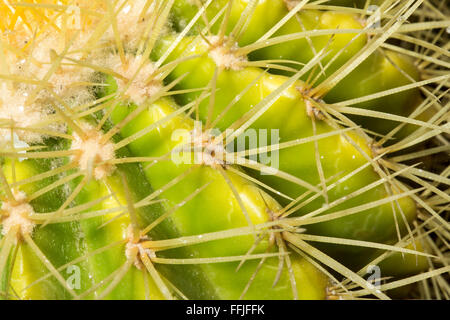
[[324, 50, 423, 135], [102, 79, 329, 299], [0, 0, 445, 301], [1, 138, 167, 300], [248, 10, 367, 80], [171, 1, 367, 72], [378, 241, 429, 277], [0, 99, 329, 301], [171, 0, 288, 45], [150, 36, 418, 268], [169, 1, 424, 135], [1, 145, 91, 300], [70, 172, 163, 300]]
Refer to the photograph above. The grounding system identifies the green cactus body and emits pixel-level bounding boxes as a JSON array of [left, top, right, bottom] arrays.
[[170, 1, 424, 135], [151, 36, 417, 266], [249, 10, 367, 80], [324, 50, 423, 134], [378, 241, 429, 277], [0, 0, 446, 301], [171, 0, 288, 46], [71, 174, 162, 300], [0, 134, 167, 300], [1, 155, 89, 299], [103, 84, 329, 299], [1, 73, 329, 300], [171, 1, 367, 78]]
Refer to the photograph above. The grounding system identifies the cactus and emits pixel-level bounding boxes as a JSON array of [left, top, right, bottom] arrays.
[[0, 0, 448, 300]]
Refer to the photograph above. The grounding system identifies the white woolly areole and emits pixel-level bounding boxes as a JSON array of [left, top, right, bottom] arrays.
[[125, 241, 156, 270], [105, 0, 164, 49], [305, 99, 325, 120], [1, 28, 97, 145], [207, 36, 247, 71], [108, 54, 162, 105], [71, 125, 116, 180], [0, 84, 59, 144], [9, 27, 97, 105], [191, 127, 226, 168], [1, 191, 35, 237], [1, 10, 96, 115], [125, 226, 155, 269]]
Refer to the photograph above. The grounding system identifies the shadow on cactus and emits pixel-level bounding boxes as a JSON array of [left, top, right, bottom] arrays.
[[0, 0, 448, 300]]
